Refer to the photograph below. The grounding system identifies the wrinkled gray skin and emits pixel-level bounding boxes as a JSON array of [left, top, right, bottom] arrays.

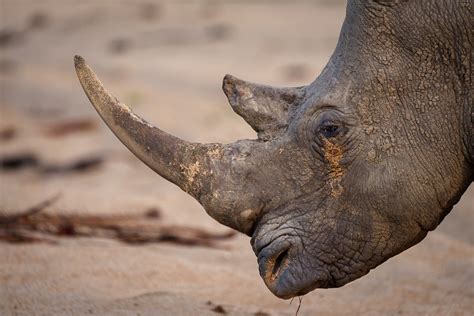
[[75, 0, 473, 299]]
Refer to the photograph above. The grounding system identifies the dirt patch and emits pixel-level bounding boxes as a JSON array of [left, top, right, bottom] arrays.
[[323, 139, 344, 197]]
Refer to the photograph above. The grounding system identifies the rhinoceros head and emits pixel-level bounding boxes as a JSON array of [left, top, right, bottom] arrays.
[[75, 0, 473, 299]]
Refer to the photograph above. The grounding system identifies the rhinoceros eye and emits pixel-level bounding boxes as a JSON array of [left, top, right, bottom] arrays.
[[320, 123, 340, 138]]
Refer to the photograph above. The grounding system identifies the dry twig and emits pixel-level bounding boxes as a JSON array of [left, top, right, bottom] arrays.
[[0, 196, 236, 248]]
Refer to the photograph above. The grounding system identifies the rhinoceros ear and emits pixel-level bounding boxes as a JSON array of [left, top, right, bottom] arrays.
[[222, 75, 306, 140]]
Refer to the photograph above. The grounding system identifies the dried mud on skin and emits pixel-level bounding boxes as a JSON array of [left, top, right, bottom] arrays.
[[0, 196, 236, 248]]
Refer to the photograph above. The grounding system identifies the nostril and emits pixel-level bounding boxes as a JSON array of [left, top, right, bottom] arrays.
[[271, 248, 289, 280]]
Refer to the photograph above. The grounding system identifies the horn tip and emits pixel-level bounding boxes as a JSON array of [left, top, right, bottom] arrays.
[[222, 74, 231, 95], [74, 55, 86, 68], [223, 73, 235, 82], [222, 74, 244, 98], [222, 74, 242, 87]]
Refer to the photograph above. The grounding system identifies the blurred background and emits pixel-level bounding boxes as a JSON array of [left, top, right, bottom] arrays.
[[0, 1, 472, 315]]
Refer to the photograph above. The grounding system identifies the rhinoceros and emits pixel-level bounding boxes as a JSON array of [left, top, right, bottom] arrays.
[[75, 0, 473, 299]]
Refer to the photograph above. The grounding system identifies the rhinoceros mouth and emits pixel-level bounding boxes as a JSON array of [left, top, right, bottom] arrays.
[[254, 233, 331, 299], [254, 237, 296, 298]]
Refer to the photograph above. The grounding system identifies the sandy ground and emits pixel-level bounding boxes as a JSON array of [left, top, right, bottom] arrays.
[[0, 1, 473, 315]]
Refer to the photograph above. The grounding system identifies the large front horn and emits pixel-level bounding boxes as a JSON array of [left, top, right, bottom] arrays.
[[74, 55, 215, 200], [75, 56, 278, 235]]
